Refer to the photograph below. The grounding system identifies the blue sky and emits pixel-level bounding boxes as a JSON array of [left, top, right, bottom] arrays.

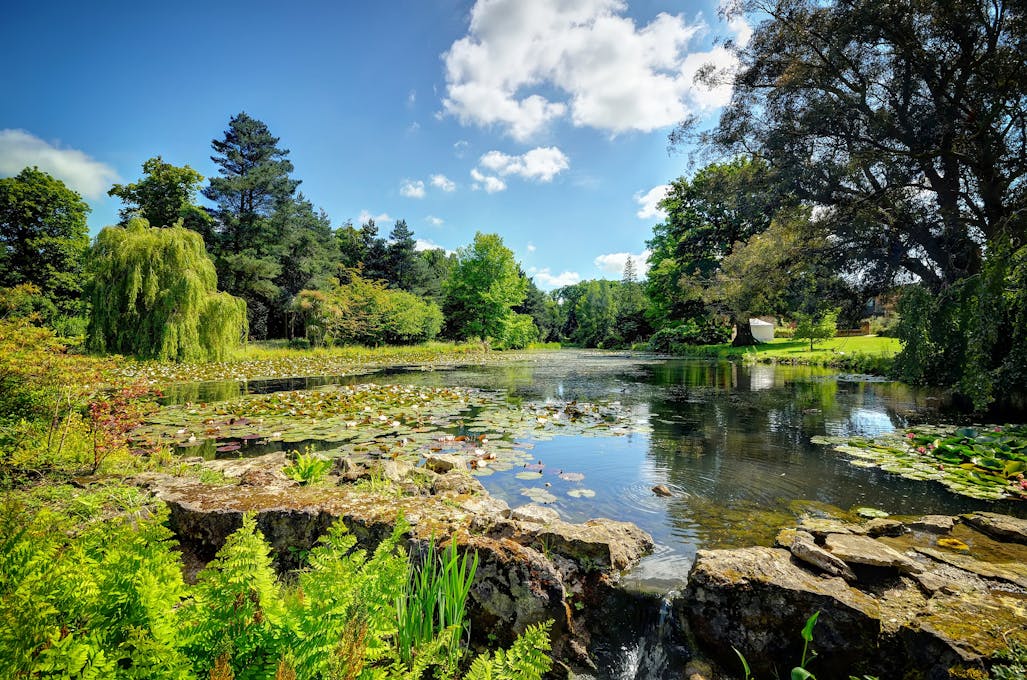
[[0, 0, 748, 288]]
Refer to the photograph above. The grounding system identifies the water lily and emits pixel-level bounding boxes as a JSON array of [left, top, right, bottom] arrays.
[[906, 432, 915, 439]]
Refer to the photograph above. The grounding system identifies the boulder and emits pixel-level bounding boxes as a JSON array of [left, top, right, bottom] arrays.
[[915, 547, 1027, 588], [824, 533, 923, 574], [864, 518, 904, 537], [508, 504, 561, 524], [907, 515, 956, 534], [681, 547, 881, 678], [961, 512, 1027, 545], [431, 470, 486, 496], [651, 484, 672, 497], [424, 453, 466, 473]]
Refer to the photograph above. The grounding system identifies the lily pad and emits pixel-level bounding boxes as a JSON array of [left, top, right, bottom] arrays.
[[520, 487, 557, 504], [567, 488, 595, 498]]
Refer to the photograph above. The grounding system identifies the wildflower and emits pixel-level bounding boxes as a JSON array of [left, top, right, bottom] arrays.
[[917, 446, 927, 454]]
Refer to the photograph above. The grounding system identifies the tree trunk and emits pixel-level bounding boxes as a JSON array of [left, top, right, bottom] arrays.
[[732, 316, 759, 346]]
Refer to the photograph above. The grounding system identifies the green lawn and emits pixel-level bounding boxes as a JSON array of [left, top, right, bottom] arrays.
[[673, 335, 902, 373]]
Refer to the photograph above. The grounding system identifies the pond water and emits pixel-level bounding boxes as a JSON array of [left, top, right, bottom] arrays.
[[158, 349, 1026, 591]]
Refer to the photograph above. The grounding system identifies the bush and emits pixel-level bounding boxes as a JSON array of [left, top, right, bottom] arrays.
[[287, 337, 311, 350], [862, 315, 900, 337], [493, 313, 539, 350], [648, 319, 733, 352], [794, 309, 838, 351]]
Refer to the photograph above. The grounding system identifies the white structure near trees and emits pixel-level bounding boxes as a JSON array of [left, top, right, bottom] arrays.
[[749, 318, 775, 342]]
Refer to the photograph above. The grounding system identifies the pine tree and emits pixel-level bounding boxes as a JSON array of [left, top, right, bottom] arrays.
[[386, 219, 419, 290], [622, 256, 637, 284], [203, 113, 300, 254]]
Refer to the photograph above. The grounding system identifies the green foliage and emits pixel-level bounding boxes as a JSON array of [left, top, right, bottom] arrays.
[[396, 537, 479, 673], [282, 450, 331, 485], [648, 319, 732, 352], [463, 622, 553, 680], [992, 636, 1027, 680], [794, 310, 838, 352], [180, 514, 285, 679], [0, 167, 90, 318], [0, 488, 192, 679], [493, 313, 539, 350], [108, 156, 213, 238], [893, 240, 1027, 410], [87, 218, 247, 361], [292, 269, 442, 347], [444, 233, 528, 341]]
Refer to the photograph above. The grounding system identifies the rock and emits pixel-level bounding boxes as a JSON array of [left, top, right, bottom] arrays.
[[431, 470, 486, 496], [508, 504, 561, 524], [681, 546, 881, 678], [962, 512, 1027, 545], [790, 533, 857, 581], [651, 484, 672, 497], [865, 518, 904, 537], [914, 547, 1027, 588], [458, 495, 509, 516], [680, 544, 1026, 679], [824, 533, 923, 574], [683, 659, 714, 680], [424, 453, 466, 473], [774, 527, 799, 548], [908, 515, 956, 534], [239, 468, 279, 487], [797, 517, 867, 537], [205, 451, 293, 484]]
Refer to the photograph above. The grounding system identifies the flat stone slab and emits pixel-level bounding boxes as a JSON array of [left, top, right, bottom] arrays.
[[798, 517, 867, 537], [962, 512, 1027, 545], [790, 533, 856, 581], [915, 546, 1027, 588], [907, 515, 956, 534], [864, 518, 904, 537], [824, 533, 923, 574]]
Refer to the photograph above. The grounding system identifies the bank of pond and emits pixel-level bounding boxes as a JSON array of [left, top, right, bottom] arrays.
[[4, 349, 1027, 679]]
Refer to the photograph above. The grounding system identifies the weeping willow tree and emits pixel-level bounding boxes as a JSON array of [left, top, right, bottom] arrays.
[[87, 218, 247, 361]]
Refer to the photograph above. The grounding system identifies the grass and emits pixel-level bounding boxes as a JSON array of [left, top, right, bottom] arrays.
[[671, 336, 902, 373]]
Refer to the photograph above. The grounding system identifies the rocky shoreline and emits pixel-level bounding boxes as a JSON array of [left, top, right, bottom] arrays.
[[135, 452, 1027, 679]]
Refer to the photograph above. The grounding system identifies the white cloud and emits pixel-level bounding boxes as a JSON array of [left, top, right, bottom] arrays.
[[430, 174, 457, 192], [407, 89, 417, 107], [400, 179, 426, 199], [478, 146, 569, 182], [634, 184, 671, 219], [0, 129, 118, 199], [526, 242, 536, 252], [358, 210, 392, 225], [470, 168, 507, 193], [415, 237, 454, 254], [531, 267, 581, 289], [594, 250, 652, 278], [454, 140, 470, 158], [426, 215, 445, 226], [441, 0, 751, 140]]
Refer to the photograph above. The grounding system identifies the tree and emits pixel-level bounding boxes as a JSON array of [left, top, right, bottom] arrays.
[[645, 157, 785, 344], [386, 219, 419, 290], [86, 218, 247, 361], [0, 167, 90, 318], [444, 232, 527, 341], [794, 310, 839, 351], [703, 0, 1027, 290], [108, 156, 214, 240], [622, 257, 637, 284], [203, 112, 300, 254]]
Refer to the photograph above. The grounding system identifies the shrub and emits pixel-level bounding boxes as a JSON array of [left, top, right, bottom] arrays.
[[794, 310, 838, 351], [493, 313, 539, 350], [648, 319, 733, 352]]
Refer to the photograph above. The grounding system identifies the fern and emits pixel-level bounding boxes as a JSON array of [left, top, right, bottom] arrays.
[[180, 513, 285, 680], [282, 451, 332, 485], [463, 621, 554, 680]]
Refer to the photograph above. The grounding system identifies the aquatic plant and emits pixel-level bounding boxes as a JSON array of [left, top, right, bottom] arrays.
[[734, 611, 821, 680], [812, 424, 1027, 501]]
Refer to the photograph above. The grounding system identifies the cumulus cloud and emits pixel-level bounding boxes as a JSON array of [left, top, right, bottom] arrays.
[[470, 168, 507, 193], [526, 242, 536, 252], [430, 174, 457, 192], [358, 210, 392, 225], [426, 215, 445, 226], [441, 0, 750, 140], [400, 179, 426, 199], [530, 267, 581, 289], [0, 129, 118, 199], [415, 237, 454, 254], [594, 250, 652, 278], [634, 184, 671, 219], [478, 147, 569, 182]]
